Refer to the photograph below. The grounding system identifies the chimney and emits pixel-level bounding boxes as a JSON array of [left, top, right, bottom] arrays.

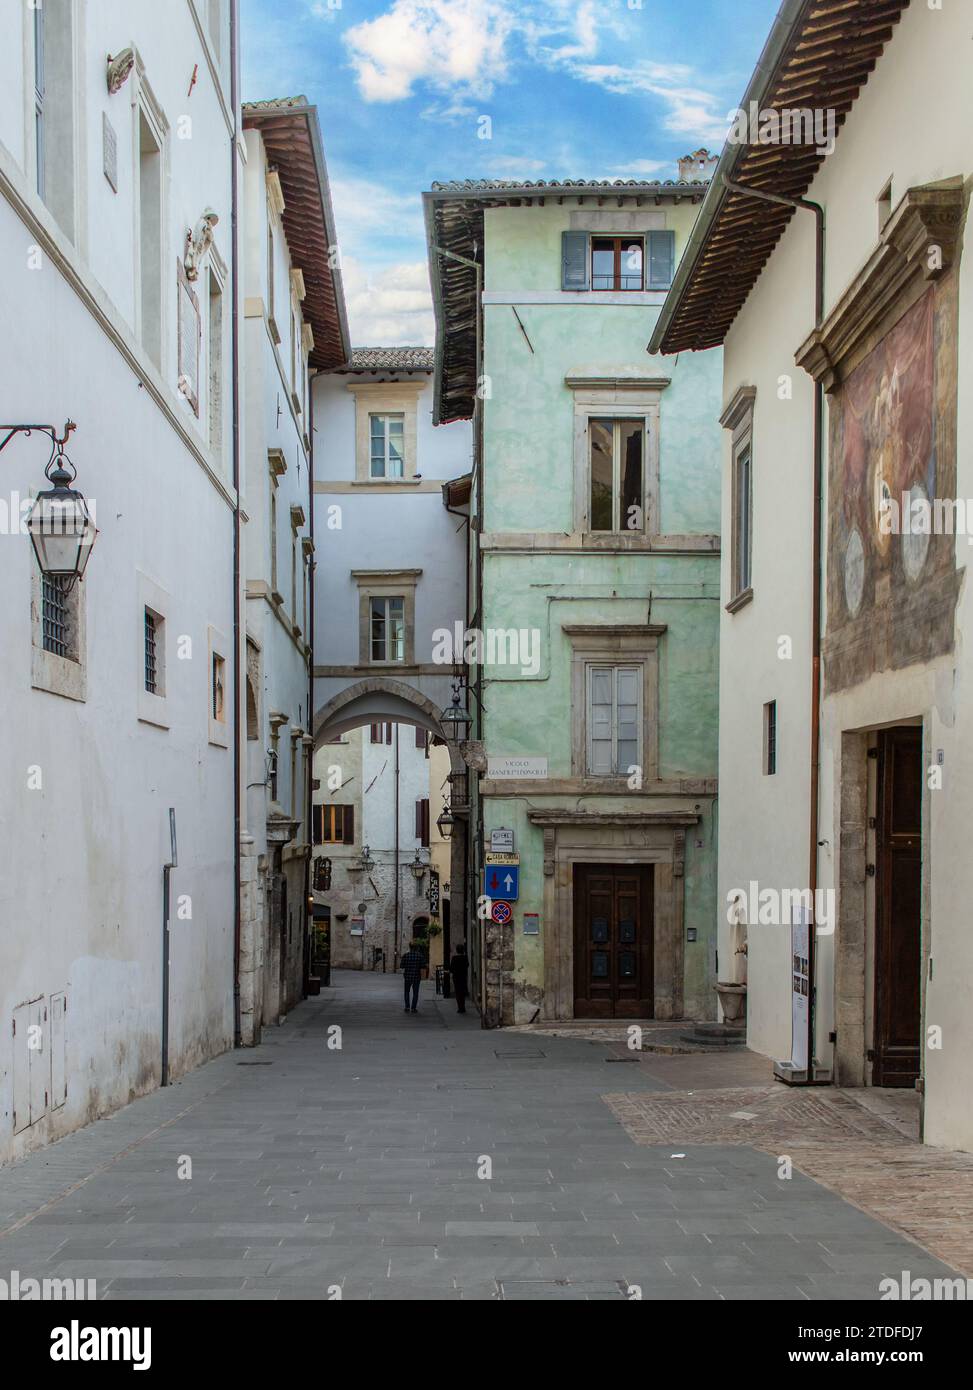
[[678, 148, 719, 183]]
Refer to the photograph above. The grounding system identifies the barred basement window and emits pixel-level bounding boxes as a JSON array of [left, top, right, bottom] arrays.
[[212, 652, 226, 722], [144, 609, 158, 693], [764, 700, 777, 776], [42, 576, 73, 658]]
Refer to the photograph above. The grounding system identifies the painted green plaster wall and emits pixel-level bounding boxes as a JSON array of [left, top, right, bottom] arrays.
[[477, 200, 724, 1022], [482, 210, 722, 538]]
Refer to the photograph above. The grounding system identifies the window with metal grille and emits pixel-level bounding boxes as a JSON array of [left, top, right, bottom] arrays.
[[212, 652, 226, 722], [144, 609, 158, 693], [42, 575, 71, 657], [764, 700, 777, 776]]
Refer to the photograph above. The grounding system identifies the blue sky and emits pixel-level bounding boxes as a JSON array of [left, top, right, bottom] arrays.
[[242, 0, 779, 344]]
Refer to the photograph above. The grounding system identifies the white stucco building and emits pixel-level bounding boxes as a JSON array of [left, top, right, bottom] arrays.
[[239, 97, 349, 1040], [310, 351, 474, 975], [651, 0, 973, 1148], [311, 722, 435, 971], [0, 0, 238, 1161]]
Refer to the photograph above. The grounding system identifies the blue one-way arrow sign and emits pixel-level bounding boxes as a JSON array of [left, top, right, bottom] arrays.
[[484, 864, 519, 901]]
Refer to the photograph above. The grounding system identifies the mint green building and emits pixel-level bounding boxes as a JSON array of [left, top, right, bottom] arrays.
[[425, 176, 723, 1027]]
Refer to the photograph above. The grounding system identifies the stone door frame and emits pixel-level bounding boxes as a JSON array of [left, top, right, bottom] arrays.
[[527, 810, 698, 1022]]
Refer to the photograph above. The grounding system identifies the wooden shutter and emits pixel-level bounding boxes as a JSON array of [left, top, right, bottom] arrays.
[[417, 798, 430, 847], [415, 726, 426, 749], [561, 231, 589, 291], [312, 805, 323, 845], [342, 804, 354, 845], [648, 231, 675, 289]]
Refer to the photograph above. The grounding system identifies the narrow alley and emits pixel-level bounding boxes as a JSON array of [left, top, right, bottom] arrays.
[[0, 971, 961, 1302]]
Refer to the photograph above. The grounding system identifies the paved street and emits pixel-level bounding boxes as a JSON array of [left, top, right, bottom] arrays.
[[0, 971, 960, 1301]]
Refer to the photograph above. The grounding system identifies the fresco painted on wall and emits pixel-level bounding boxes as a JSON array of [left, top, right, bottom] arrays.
[[825, 279, 960, 693]]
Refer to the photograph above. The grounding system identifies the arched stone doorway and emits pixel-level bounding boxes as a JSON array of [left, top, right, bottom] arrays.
[[311, 677, 474, 1008]]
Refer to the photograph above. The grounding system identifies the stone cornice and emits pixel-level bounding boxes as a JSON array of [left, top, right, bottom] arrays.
[[719, 385, 756, 432], [526, 810, 700, 827], [564, 376, 671, 392], [796, 179, 966, 394], [561, 623, 668, 639]]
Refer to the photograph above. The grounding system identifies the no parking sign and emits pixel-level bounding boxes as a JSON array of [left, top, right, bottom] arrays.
[[490, 900, 512, 926]]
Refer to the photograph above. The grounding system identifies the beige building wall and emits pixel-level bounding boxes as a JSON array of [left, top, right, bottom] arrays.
[[719, 0, 973, 1147]]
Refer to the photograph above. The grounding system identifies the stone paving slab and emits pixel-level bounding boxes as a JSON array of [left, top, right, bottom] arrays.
[[605, 1084, 973, 1277], [0, 970, 964, 1300]]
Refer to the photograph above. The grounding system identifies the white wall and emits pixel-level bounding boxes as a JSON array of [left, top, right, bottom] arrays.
[[0, 1, 237, 1163], [312, 370, 471, 726]]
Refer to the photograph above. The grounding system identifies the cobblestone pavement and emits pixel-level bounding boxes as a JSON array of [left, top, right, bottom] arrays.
[[0, 971, 962, 1301]]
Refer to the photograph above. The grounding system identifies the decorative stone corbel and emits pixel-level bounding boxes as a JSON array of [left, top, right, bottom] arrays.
[[543, 828, 556, 877], [673, 831, 685, 879], [106, 49, 135, 95], [185, 209, 220, 283]]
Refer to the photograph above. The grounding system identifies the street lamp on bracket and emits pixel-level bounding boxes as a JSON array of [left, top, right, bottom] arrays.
[[1, 421, 98, 585], [438, 678, 472, 739]]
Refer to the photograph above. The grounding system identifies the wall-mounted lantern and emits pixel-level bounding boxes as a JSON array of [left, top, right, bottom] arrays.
[[436, 805, 455, 841], [2, 422, 97, 586], [439, 679, 472, 738], [409, 849, 426, 881]]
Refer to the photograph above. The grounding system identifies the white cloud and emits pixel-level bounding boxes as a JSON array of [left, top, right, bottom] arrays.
[[569, 61, 731, 145], [341, 258, 434, 345], [328, 176, 424, 254], [338, 1, 728, 145], [344, 0, 514, 104], [606, 158, 671, 179], [483, 156, 547, 178]]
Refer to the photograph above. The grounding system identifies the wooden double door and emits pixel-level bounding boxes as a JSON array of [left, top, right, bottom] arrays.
[[873, 727, 922, 1087], [573, 864, 653, 1018]]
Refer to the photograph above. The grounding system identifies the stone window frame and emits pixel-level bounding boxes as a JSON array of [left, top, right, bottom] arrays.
[[569, 378, 669, 547], [208, 623, 229, 748], [137, 570, 170, 730], [353, 569, 421, 667], [720, 385, 756, 614], [564, 623, 666, 787], [31, 566, 86, 703], [347, 382, 425, 486]]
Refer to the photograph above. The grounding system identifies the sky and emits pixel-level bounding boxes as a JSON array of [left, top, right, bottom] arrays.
[[241, 0, 781, 346]]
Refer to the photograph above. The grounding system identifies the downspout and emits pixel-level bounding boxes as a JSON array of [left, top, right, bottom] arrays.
[[722, 174, 825, 1085], [443, 487, 472, 1007], [393, 722, 400, 970], [305, 371, 320, 996], [230, 0, 243, 1048], [433, 242, 485, 1018]]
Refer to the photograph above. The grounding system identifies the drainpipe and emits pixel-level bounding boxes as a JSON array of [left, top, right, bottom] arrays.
[[434, 243, 485, 1021], [393, 722, 400, 970], [230, 0, 243, 1048], [722, 175, 825, 1084], [305, 372, 319, 997]]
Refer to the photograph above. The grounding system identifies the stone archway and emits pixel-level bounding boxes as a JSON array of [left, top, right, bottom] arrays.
[[311, 676, 473, 1002]]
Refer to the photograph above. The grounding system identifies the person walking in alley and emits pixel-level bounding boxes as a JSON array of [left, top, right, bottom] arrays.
[[449, 943, 469, 1014], [401, 940, 424, 1013]]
